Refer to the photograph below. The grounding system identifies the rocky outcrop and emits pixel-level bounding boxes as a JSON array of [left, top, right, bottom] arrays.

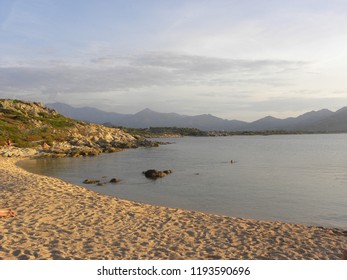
[[143, 169, 172, 179], [0, 99, 58, 118]]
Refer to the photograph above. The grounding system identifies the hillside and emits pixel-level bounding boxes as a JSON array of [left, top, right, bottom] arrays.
[[48, 102, 130, 124], [0, 99, 155, 157], [296, 107, 347, 132]]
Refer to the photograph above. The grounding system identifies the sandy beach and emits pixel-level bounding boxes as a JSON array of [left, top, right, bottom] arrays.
[[0, 157, 345, 260]]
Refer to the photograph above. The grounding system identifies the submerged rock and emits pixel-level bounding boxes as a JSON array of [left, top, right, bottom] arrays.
[[83, 179, 100, 184]]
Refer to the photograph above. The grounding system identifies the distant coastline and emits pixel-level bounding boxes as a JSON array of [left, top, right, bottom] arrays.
[[116, 126, 347, 138]]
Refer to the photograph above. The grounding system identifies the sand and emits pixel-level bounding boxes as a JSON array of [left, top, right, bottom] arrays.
[[0, 157, 345, 260]]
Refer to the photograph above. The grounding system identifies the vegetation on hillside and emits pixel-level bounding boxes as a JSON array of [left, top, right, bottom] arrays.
[[0, 99, 81, 147]]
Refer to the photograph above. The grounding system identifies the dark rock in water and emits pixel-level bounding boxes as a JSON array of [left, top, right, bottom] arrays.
[[143, 169, 162, 178], [143, 169, 172, 179], [83, 179, 100, 184], [109, 178, 120, 183], [143, 169, 156, 178]]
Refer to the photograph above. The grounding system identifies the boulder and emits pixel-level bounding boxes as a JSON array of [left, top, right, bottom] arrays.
[[142, 169, 172, 179]]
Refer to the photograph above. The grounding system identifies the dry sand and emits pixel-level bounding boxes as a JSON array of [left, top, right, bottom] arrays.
[[0, 157, 345, 260]]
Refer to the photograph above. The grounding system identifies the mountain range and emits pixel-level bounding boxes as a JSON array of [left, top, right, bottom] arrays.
[[47, 102, 347, 133]]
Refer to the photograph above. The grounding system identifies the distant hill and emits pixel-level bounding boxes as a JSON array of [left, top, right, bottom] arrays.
[[297, 107, 347, 132], [47, 102, 130, 124], [124, 108, 186, 128], [47, 102, 347, 133], [47, 103, 247, 130], [245, 109, 335, 131]]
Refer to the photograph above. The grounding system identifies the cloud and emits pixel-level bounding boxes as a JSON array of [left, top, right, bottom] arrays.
[[0, 51, 311, 119], [0, 52, 308, 97], [130, 52, 306, 74]]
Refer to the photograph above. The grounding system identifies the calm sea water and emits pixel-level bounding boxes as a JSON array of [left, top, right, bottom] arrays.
[[19, 134, 347, 229]]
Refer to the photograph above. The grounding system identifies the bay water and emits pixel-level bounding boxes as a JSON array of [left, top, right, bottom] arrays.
[[18, 134, 347, 229]]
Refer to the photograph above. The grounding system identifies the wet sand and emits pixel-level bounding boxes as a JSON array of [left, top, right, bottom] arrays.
[[0, 157, 345, 260]]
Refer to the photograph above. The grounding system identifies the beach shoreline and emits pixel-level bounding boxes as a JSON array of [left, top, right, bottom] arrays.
[[0, 156, 345, 260]]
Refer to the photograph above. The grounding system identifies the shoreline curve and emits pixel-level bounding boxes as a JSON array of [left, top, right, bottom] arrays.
[[0, 156, 345, 260]]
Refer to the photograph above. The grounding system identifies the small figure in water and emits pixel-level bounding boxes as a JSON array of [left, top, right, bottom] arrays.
[[230, 160, 233, 164]]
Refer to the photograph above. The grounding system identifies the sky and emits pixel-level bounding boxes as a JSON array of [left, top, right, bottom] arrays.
[[1, 0, 347, 121]]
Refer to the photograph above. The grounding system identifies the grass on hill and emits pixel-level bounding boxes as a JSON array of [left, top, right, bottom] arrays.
[[0, 105, 77, 147]]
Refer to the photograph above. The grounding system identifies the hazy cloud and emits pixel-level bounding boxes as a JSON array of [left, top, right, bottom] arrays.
[[0, 51, 319, 119], [0, 52, 308, 96]]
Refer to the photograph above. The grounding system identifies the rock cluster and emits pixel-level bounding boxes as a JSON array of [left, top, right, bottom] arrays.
[[36, 131, 160, 158], [41, 123, 138, 157], [46, 121, 164, 157]]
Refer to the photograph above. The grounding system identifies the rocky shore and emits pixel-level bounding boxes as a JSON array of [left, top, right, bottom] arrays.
[[0, 136, 161, 158]]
